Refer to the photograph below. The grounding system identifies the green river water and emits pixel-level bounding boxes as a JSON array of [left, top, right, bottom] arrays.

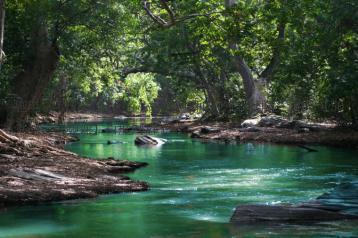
[[0, 119, 357, 238]]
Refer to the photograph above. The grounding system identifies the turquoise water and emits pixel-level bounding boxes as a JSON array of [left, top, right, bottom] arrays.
[[0, 120, 358, 237]]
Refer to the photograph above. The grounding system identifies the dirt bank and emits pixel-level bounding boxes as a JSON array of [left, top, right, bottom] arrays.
[[0, 129, 148, 206]]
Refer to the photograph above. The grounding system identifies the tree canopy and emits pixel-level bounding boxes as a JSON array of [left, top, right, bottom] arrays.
[[0, 0, 357, 128]]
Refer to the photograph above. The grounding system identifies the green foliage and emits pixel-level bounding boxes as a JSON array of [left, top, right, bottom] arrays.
[[2, 0, 357, 124], [122, 73, 160, 115]]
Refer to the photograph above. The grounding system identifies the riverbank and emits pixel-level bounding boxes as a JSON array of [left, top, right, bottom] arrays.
[[0, 129, 148, 206], [157, 119, 358, 148]]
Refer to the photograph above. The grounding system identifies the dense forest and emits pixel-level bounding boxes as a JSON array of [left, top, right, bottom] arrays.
[[0, 0, 357, 129]]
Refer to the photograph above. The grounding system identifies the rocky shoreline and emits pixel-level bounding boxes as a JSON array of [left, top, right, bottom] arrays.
[[0, 129, 148, 206], [157, 116, 358, 148]]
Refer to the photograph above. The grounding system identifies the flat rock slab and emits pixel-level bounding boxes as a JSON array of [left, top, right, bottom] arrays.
[[230, 205, 358, 223]]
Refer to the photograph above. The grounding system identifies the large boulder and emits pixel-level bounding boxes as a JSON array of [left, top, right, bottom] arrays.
[[134, 135, 166, 146], [241, 115, 288, 128], [257, 115, 288, 127], [241, 118, 260, 128]]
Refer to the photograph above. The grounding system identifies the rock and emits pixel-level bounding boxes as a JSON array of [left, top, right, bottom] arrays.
[[257, 115, 287, 127], [230, 205, 358, 223], [101, 128, 117, 133], [191, 131, 201, 138], [179, 113, 190, 120], [316, 181, 358, 215], [200, 126, 220, 134], [134, 135, 166, 146], [241, 118, 260, 128], [241, 115, 288, 128], [231, 181, 358, 224]]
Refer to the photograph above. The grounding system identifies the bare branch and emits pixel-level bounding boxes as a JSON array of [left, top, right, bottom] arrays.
[[143, 0, 173, 28], [142, 0, 222, 28], [159, 0, 175, 24]]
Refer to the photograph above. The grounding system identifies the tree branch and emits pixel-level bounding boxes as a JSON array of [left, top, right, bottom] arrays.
[[142, 0, 222, 28], [259, 22, 286, 81]]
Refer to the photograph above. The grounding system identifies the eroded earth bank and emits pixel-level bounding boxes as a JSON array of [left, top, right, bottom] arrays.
[[0, 129, 148, 206]]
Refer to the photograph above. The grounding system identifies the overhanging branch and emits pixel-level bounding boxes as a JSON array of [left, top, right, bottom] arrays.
[[259, 22, 286, 81]]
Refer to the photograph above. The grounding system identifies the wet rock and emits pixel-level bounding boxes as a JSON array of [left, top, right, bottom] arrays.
[[134, 135, 166, 146], [231, 181, 358, 224], [316, 181, 358, 215], [191, 131, 202, 138], [230, 205, 358, 223]]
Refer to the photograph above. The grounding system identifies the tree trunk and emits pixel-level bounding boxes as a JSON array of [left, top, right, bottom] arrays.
[[6, 22, 59, 130], [0, 0, 5, 68], [230, 45, 265, 113], [225, 0, 265, 115]]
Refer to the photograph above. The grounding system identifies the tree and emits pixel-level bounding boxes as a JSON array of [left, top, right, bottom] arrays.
[[2, 0, 127, 129]]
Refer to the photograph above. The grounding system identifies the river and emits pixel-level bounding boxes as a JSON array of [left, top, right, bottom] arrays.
[[0, 119, 357, 237]]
